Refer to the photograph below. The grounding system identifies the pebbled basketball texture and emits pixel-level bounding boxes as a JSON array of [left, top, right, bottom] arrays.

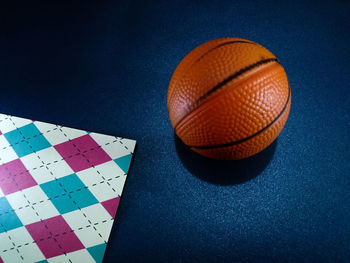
[[167, 38, 291, 160]]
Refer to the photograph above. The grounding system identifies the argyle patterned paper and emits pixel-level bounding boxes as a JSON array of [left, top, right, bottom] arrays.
[[0, 114, 136, 263]]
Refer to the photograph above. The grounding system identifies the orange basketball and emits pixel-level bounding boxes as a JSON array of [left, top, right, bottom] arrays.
[[167, 38, 291, 160]]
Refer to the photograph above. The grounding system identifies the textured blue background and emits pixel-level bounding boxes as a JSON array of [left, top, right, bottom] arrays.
[[1, 1, 349, 262]]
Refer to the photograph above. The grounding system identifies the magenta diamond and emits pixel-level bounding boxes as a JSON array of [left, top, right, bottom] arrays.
[[101, 197, 120, 218], [25, 215, 85, 259], [54, 134, 112, 173], [0, 159, 37, 195]]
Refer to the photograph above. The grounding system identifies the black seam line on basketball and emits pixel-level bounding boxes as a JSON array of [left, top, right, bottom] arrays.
[[174, 57, 279, 131], [169, 40, 255, 104], [190, 85, 291, 150], [190, 58, 279, 110], [193, 40, 256, 65]]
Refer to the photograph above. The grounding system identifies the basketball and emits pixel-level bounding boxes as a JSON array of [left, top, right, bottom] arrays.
[[167, 38, 291, 160]]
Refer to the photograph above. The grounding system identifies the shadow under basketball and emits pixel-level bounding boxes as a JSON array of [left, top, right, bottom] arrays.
[[175, 134, 277, 185]]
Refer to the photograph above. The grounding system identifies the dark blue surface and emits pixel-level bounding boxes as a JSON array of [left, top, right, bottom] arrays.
[[1, 1, 350, 262]]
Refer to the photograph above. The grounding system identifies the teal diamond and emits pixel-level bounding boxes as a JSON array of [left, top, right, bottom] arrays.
[[114, 154, 132, 174], [87, 243, 107, 263]]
